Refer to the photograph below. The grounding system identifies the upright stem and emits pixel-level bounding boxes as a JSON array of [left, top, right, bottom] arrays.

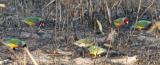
[[54, 0, 58, 48], [80, 0, 85, 38], [106, 0, 112, 25], [106, 39, 112, 58], [132, 0, 142, 34]]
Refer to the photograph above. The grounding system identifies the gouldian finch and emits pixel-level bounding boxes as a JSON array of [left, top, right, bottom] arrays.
[[24, 17, 45, 28], [133, 20, 152, 30], [1, 38, 27, 50], [112, 17, 129, 28], [73, 37, 107, 57], [24, 16, 46, 35], [88, 45, 106, 57]]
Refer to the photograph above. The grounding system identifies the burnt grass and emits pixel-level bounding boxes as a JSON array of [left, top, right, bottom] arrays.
[[0, 0, 160, 65]]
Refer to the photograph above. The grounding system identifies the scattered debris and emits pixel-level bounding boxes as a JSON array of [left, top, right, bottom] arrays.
[[49, 49, 72, 56], [41, 33, 52, 39], [0, 57, 13, 65], [73, 57, 93, 65], [111, 55, 138, 65], [137, 35, 158, 42], [20, 32, 31, 38], [32, 33, 40, 39], [105, 28, 117, 50], [31, 49, 53, 64], [108, 51, 126, 57], [53, 56, 71, 64], [103, 44, 113, 48], [95, 37, 106, 43], [107, 28, 117, 43]]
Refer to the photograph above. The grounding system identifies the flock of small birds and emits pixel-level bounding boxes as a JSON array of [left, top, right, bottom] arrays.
[[0, 16, 159, 58], [0, 16, 45, 51], [73, 17, 160, 58], [1, 3, 160, 65]]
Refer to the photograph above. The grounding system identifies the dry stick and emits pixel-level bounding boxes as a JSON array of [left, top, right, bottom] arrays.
[[105, 0, 112, 58], [131, 0, 142, 35], [57, 0, 61, 32], [30, 26, 35, 39], [80, 0, 86, 39], [88, 0, 94, 37], [42, 0, 56, 10], [80, 0, 83, 24], [54, 0, 58, 48], [23, 50, 27, 65], [139, 0, 155, 19], [88, 0, 96, 42], [88, 0, 92, 24], [80, 0, 85, 57], [106, 40, 112, 58], [106, 0, 112, 24], [111, 0, 120, 10], [24, 47, 38, 65], [116, 0, 122, 11], [89, 0, 93, 21], [28, 27, 38, 65]]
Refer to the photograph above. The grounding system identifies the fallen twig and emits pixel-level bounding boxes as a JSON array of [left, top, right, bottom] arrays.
[[24, 47, 38, 65]]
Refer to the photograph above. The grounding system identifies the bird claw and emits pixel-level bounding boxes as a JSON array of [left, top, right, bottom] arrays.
[[12, 48, 20, 51]]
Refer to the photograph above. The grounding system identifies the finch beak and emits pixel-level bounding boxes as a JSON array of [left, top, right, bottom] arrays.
[[126, 21, 129, 24], [40, 23, 45, 27]]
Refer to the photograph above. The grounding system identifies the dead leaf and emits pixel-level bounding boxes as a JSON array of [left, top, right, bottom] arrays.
[[110, 55, 138, 65], [97, 20, 104, 34]]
